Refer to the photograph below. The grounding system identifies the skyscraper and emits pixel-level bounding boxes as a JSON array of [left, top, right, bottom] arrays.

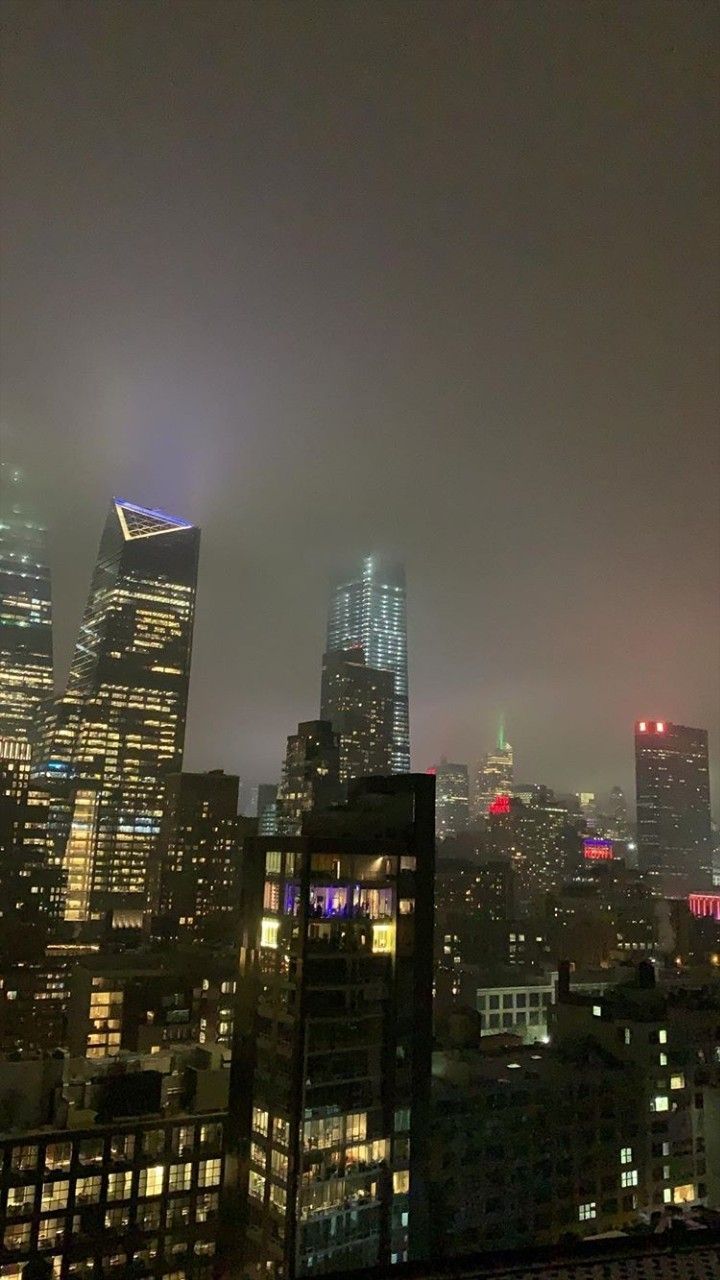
[[0, 465, 53, 749], [52, 499, 200, 920], [635, 719, 712, 896], [430, 759, 470, 840], [320, 647, 394, 783], [326, 556, 409, 772], [227, 773, 435, 1279], [472, 716, 514, 821]]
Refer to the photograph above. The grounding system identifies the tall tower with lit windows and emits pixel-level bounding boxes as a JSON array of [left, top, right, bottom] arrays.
[[326, 557, 410, 772], [227, 773, 435, 1278], [53, 500, 200, 920], [635, 719, 711, 896], [0, 464, 54, 748]]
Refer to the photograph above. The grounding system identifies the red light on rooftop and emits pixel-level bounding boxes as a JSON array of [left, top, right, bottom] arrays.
[[489, 794, 511, 815], [425, 767, 437, 776], [638, 721, 647, 732], [656, 721, 665, 733]]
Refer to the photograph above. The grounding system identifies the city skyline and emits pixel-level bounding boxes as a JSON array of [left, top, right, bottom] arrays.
[[2, 3, 717, 813], [2, 469, 717, 818]]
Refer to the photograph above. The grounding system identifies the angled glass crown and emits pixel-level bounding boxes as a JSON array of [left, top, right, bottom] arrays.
[[114, 499, 194, 541]]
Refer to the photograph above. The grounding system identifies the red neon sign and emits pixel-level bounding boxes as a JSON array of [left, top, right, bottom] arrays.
[[583, 838, 614, 861], [688, 893, 720, 921], [489, 794, 511, 815]]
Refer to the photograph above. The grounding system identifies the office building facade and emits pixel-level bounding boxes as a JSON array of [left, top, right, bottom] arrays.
[[154, 770, 250, 941], [227, 773, 435, 1278], [0, 466, 54, 750], [320, 648, 394, 783], [326, 557, 409, 772], [430, 760, 470, 841], [50, 500, 200, 920], [635, 720, 712, 896]]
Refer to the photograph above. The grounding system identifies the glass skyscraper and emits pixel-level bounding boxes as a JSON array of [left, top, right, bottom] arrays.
[[326, 556, 409, 772], [0, 465, 54, 748], [635, 719, 712, 897], [52, 499, 200, 920]]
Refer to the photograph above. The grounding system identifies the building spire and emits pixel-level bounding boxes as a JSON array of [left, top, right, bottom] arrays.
[[497, 712, 506, 751]]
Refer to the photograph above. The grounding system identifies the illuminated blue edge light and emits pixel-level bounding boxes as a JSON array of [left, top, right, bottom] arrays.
[[114, 498, 193, 529]]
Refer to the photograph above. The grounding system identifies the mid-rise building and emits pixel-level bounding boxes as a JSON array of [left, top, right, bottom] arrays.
[[326, 556, 409, 772], [0, 465, 54, 750], [635, 720, 712, 896], [431, 760, 470, 841], [275, 720, 341, 835], [320, 648, 394, 783], [44, 499, 200, 922], [552, 962, 718, 1217], [0, 1045, 227, 1279], [487, 788, 581, 913], [472, 720, 514, 821], [227, 773, 435, 1278], [431, 1038, 649, 1257]]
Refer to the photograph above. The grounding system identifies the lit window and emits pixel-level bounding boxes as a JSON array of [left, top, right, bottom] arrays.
[[592, 1005, 602, 1018], [394, 1108, 410, 1133], [138, 1165, 165, 1197], [198, 1158, 222, 1187], [41, 1180, 69, 1212], [578, 1201, 596, 1221], [670, 1074, 685, 1090], [249, 1170, 265, 1201], [621, 1170, 638, 1187], [620, 1147, 632, 1164], [663, 1188, 672, 1204], [168, 1162, 192, 1192], [624, 1028, 631, 1045], [252, 1108, 269, 1137], [658, 1029, 667, 1044], [107, 1171, 133, 1201], [265, 851, 282, 874], [260, 918, 279, 949], [659, 1052, 668, 1066], [652, 1095, 669, 1113], [393, 1170, 410, 1194], [673, 1184, 695, 1204], [372, 922, 395, 954]]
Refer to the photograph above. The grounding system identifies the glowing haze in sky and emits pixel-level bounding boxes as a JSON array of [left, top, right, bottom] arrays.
[[1, 2, 718, 809]]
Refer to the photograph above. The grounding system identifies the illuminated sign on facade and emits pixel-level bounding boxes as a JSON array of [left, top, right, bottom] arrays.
[[583, 837, 614, 861], [688, 893, 720, 921], [488, 794, 511, 816]]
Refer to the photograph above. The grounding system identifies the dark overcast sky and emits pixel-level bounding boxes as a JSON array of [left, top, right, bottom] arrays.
[[1, 0, 718, 809]]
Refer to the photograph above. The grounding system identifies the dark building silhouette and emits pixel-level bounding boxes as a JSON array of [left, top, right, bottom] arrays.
[[635, 720, 712, 896], [226, 773, 435, 1278], [320, 647, 394, 784], [326, 557, 409, 773], [44, 500, 200, 922], [154, 769, 252, 941], [275, 720, 341, 835]]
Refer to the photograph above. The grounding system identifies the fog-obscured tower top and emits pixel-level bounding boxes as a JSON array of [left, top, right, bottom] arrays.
[[0, 464, 53, 747], [326, 555, 409, 772]]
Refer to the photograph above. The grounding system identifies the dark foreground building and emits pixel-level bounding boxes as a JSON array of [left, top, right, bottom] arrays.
[[225, 773, 435, 1279]]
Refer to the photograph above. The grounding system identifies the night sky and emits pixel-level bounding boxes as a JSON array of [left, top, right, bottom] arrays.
[[2, 2, 718, 810]]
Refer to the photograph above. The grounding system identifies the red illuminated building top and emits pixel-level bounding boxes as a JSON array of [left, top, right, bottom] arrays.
[[636, 720, 666, 734], [688, 893, 720, 921], [488, 794, 511, 815], [583, 837, 614, 861]]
